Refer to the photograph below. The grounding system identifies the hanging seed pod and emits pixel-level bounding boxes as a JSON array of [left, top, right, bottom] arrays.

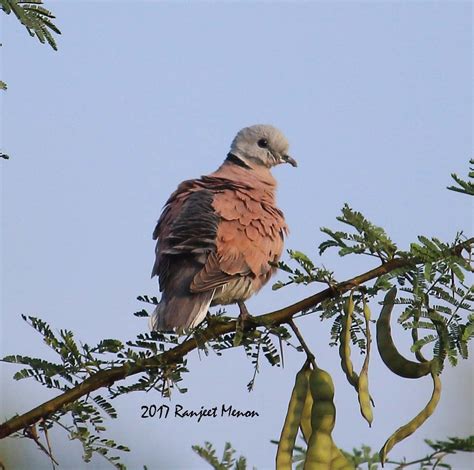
[[303, 367, 336, 470], [357, 299, 373, 426], [276, 362, 311, 469], [376, 287, 432, 379], [379, 368, 441, 463], [339, 292, 359, 388]]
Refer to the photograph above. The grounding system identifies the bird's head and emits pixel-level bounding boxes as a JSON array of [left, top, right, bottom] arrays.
[[229, 125, 297, 169]]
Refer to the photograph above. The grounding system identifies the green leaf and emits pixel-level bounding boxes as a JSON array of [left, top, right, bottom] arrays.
[[424, 262, 433, 282], [447, 160, 474, 196], [2, 0, 61, 50]]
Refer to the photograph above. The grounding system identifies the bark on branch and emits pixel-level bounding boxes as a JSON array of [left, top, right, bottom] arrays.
[[0, 239, 470, 440]]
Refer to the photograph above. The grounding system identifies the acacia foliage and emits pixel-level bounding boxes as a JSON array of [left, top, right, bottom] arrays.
[[0, 162, 473, 468], [0, 0, 60, 160], [0, 0, 60, 50]]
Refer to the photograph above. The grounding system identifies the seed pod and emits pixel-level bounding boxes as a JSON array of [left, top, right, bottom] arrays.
[[339, 292, 375, 422], [357, 300, 373, 426], [376, 287, 432, 379], [379, 368, 442, 463], [303, 368, 336, 470], [330, 444, 354, 470], [300, 368, 313, 444], [339, 292, 359, 388], [276, 362, 310, 470]]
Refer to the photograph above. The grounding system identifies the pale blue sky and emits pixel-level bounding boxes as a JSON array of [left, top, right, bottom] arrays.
[[1, 1, 472, 469]]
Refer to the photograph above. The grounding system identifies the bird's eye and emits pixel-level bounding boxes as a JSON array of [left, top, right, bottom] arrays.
[[257, 138, 268, 148]]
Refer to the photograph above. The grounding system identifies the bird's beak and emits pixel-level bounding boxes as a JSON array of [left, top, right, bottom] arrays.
[[282, 154, 297, 167]]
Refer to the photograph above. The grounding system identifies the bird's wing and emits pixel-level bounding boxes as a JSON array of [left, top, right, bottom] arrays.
[[152, 182, 219, 292], [190, 187, 288, 293]]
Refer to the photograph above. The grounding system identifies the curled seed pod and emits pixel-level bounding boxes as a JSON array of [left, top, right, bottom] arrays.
[[303, 368, 336, 470], [300, 367, 313, 444], [357, 300, 373, 426], [276, 362, 310, 470], [330, 444, 354, 470], [339, 292, 359, 388], [379, 368, 442, 463], [376, 287, 432, 379]]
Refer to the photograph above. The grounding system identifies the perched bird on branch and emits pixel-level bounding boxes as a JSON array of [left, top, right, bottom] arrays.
[[150, 125, 297, 332]]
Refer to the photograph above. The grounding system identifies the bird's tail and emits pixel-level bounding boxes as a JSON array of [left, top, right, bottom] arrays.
[[149, 290, 214, 334]]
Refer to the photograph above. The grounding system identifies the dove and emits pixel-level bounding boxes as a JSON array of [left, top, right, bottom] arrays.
[[150, 124, 297, 332]]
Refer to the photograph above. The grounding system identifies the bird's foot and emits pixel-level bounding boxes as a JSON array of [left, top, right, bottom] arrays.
[[205, 311, 217, 328], [233, 302, 253, 346], [237, 301, 253, 323]]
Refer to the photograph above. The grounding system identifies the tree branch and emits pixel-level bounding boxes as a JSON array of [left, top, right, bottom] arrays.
[[1, 235, 472, 440]]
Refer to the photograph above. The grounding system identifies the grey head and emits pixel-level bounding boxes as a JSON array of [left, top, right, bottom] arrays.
[[229, 124, 297, 169]]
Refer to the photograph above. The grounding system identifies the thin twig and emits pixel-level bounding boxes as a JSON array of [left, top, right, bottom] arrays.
[[278, 335, 285, 369], [247, 338, 262, 392], [288, 319, 316, 369], [41, 420, 57, 470], [23, 424, 59, 466], [387, 449, 450, 469], [432, 451, 448, 469]]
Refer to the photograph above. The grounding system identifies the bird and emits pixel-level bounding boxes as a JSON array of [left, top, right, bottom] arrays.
[[150, 124, 297, 332]]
